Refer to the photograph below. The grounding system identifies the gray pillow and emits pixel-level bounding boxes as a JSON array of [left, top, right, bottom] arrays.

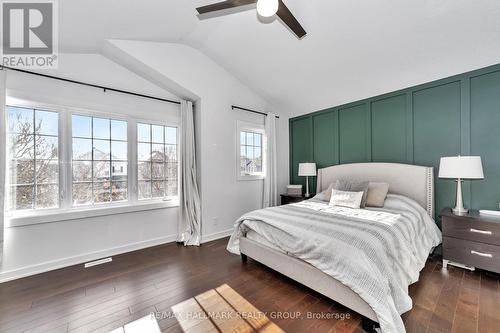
[[366, 182, 390, 207], [334, 179, 369, 208], [317, 182, 335, 202]]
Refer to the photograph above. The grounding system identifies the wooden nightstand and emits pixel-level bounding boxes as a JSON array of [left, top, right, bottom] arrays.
[[441, 208, 500, 273], [280, 194, 306, 205]]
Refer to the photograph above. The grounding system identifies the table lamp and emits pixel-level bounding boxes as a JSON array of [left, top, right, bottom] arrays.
[[298, 163, 316, 198], [438, 156, 484, 215]]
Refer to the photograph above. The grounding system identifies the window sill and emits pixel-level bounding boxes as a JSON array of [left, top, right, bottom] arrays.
[[5, 200, 180, 228], [238, 174, 265, 181]]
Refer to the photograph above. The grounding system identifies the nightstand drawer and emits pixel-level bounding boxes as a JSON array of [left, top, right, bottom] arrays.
[[442, 216, 500, 246], [443, 236, 500, 273]]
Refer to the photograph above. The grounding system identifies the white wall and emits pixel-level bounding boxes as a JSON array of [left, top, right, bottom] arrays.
[[0, 54, 182, 282], [103, 40, 290, 239]]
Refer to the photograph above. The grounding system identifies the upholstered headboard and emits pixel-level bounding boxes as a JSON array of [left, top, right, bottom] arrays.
[[316, 163, 434, 217]]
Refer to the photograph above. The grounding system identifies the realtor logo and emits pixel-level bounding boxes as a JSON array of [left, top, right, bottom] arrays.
[[1, 0, 58, 68]]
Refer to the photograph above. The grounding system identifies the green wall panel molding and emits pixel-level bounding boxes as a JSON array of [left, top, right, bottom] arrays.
[[312, 110, 339, 169], [470, 70, 500, 210], [289, 63, 500, 218], [413, 82, 462, 219], [339, 104, 368, 164], [371, 94, 407, 163], [290, 116, 313, 188], [311, 111, 338, 194]]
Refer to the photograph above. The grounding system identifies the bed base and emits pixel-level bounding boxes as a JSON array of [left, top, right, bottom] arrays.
[[239, 237, 379, 324], [241, 253, 248, 263], [362, 317, 380, 333]]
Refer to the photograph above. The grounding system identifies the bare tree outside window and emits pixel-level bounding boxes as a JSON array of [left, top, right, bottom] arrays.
[[7, 106, 59, 210], [137, 123, 178, 200], [72, 115, 128, 206]]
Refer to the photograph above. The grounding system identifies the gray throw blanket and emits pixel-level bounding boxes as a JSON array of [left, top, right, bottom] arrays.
[[227, 194, 442, 333]]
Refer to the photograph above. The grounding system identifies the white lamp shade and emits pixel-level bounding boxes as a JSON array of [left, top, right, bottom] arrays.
[[438, 156, 484, 179], [298, 163, 317, 176]]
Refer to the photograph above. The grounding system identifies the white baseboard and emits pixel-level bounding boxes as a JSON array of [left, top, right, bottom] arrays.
[[201, 228, 233, 244], [0, 228, 234, 283], [0, 235, 177, 283]]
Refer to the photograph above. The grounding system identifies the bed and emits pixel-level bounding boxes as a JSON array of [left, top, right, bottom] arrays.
[[227, 163, 442, 333]]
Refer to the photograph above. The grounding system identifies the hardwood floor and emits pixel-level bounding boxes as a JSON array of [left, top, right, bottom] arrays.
[[0, 237, 499, 333]]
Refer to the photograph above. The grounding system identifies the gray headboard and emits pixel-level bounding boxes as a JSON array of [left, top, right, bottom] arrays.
[[316, 163, 434, 217]]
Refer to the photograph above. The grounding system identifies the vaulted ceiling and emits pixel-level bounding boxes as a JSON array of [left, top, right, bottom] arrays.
[[61, 0, 500, 115]]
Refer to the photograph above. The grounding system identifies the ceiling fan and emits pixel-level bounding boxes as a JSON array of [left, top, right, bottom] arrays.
[[196, 0, 306, 39]]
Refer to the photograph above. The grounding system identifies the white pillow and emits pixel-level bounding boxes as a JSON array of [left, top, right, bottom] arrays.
[[329, 189, 364, 209]]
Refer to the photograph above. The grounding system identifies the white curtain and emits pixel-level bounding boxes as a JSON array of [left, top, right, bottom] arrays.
[[263, 113, 278, 208], [0, 69, 5, 262], [177, 100, 201, 246]]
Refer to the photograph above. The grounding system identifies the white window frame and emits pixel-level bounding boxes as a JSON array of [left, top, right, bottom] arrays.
[[135, 119, 181, 203], [5, 102, 63, 211], [4, 98, 181, 228], [236, 120, 266, 181], [69, 110, 131, 207]]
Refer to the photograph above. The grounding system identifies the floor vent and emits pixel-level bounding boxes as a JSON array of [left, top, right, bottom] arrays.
[[84, 257, 113, 268]]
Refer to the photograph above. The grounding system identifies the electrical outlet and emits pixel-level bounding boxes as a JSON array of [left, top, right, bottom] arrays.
[[212, 217, 219, 226]]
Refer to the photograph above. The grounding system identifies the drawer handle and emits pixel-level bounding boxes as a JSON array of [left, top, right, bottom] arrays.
[[470, 228, 492, 235], [471, 250, 493, 258]]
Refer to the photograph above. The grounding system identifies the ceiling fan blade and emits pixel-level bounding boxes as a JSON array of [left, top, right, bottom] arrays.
[[196, 0, 257, 14], [276, 0, 306, 39]]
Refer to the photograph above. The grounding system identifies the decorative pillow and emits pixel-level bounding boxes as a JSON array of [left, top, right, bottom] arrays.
[[315, 182, 335, 201], [313, 191, 327, 201], [329, 189, 364, 209], [366, 182, 390, 207], [334, 179, 369, 208]]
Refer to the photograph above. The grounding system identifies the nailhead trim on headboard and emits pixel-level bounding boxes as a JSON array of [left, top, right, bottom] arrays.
[[426, 167, 434, 217]]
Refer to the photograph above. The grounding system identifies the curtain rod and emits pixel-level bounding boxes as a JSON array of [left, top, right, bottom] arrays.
[[0, 65, 182, 106], [231, 105, 279, 118]]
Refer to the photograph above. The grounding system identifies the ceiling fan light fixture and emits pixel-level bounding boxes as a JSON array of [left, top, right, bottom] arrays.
[[256, 0, 279, 17], [196, 0, 306, 39]]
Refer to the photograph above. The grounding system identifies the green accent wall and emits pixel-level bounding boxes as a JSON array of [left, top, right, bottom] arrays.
[[289, 63, 500, 219], [289, 117, 312, 188], [312, 111, 338, 169], [470, 71, 500, 210], [371, 94, 407, 163], [339, 104, 369, 164]]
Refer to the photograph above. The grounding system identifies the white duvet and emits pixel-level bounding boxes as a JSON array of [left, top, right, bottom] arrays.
[[227, 194, 442, 333]]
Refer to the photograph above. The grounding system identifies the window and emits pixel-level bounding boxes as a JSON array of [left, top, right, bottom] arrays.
[[238, 121, 265, 180], [5, 100, 181, 224], [72, 115, 128, 205], [137, 123, 178, 200], [6, 106, 59, 210]]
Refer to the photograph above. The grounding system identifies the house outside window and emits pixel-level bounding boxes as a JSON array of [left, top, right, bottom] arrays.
[[72, 115, 128, 205], [237, 121, 265, 180], [137, 123, 178, 200]]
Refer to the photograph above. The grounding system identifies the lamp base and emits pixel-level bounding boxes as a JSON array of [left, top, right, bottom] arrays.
[[452, 178, 468, 216], [452, 207, 469, 216], [304, 176, 310, 198]]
